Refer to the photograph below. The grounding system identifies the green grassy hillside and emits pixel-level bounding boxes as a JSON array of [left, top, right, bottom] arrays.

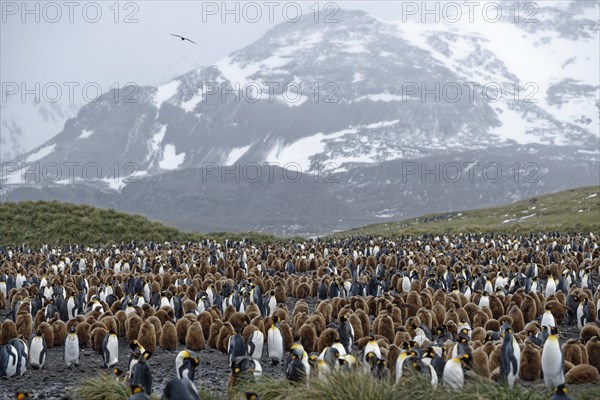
[[0, 200, 277, 247], [334, 186, 600, 237]]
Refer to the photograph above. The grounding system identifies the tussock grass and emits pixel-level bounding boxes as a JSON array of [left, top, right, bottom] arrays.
[[74, 374, 133, 400], [73, 373, 219, 400], [233, 371, 564, 400]]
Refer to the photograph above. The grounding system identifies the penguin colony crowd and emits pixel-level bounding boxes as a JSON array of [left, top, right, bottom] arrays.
[[0, 233, 599, 400]]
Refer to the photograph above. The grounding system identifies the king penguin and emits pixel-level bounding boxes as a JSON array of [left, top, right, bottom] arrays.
[[499, 323, 520, 388], [247, 328, 264, 361], [130, 352, 153, 395], [176, 349, 200, 381], [267, 316, 284, 365], [30, 330, 47, 369], [542, 327, 565, 388], [162, 377, 200, 400], [102, 328, 119, 368], [442, 353, 469, 390], [64, 326, 80, 368]]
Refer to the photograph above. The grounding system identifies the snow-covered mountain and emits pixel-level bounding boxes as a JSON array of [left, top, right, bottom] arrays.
[[2, 3, 599, 235]]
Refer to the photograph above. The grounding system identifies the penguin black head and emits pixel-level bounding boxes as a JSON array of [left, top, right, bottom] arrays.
[[554, 384, 568, 396], [113, 368, 127, 380], [245, 393, 260, 400], [131, 385, 145, 394], [68, 326, 76, 334], [550, 327, 559, 335], [16, 392, 32, 400]]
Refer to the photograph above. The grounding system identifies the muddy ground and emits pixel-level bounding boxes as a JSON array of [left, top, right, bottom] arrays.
[[0, 297, 597, 400]]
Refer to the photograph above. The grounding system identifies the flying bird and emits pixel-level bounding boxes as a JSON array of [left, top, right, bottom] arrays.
[[170, 33, 196, 44]]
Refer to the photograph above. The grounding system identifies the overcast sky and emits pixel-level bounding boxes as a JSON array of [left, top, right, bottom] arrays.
[[0, 0, 582, 158]]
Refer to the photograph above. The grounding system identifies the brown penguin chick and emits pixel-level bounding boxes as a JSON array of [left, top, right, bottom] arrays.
[[33, 309, 45, 330], [176, 317, 192, 345], [431, 301, 446, 324], [138, 320, 157, 353], [488, 344, 502, 373], [217, 322, 235, 353], [113, 310, 127, 337], [577, 341, 588, 365], [563, 339, 583, 365], [228, 312, 251, 334], [545, 300, 566, 324], [1, 319, 18, 345], [406, 291, 422, 311], [484, 319, 500, 333], [352, 297, 369, 314], [298, 322, 318, 353], [146, 316, 163, 340], [520, 296, 537, 323], [91, 326, 108, 353], [37, 322, 54, 349], [348, 314, 364, 341], [507, 304, 525, 333], [153, 309, 170, 325], [472, 348, 490, 378], [198, 311, 213, 341], [377, 314, 395, 344], [394, 331, 411, 347], [580, 324, 600, 344], [293, 313, 310, 337], [519, 343, 541, 381], [280, 320, 294, 351], [274, 282, 286, 304], [354, 309, 370, 338], [76, 321, 90, 347], [185, 321, 205, 351], [294, 282, 311, 298], [245, 304, 261, 320], [472, 310, 489, 329], [110, 300, 122, 315], [565, 364, 600, 384], [222, 305, 236, 323], [443, 309, 459, 327], [273, 307, 289, 323], [52, 320, 67, 347], [488, 295, 505, 320], [126, 314, 144, 343], [182, 299, 197, 315], [586, 336, 600, 372], [142, 304, 155, 320], [472, 327, 486, 344], [208, 320, 224, 349], [564, 360, 574, 374], [317, 328, 339, 354], [316, 302, 333, 326], [100, 316, 118, 336], [251, 316, 265, 335], [15, 312, 33, 341]]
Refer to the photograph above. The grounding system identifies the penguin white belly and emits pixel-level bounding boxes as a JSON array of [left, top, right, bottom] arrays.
[[402, 277, 411, 293], [268, 297, 276, 317], [29, 337, 46, 368], [541, 340, 564, 387], [428, 363, 439, 388], [443, 359, 464, 389], [248, 330, 264, 361], [576, 305, 585, 330], [479, 296, 490, 309], [267, 326, 283, 362], [395, 352, 408, 383], [541, 312, 556, 329], [104, 335, 119, 367], [3, 345, 18, 377], [65, 335, 80, 367]]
